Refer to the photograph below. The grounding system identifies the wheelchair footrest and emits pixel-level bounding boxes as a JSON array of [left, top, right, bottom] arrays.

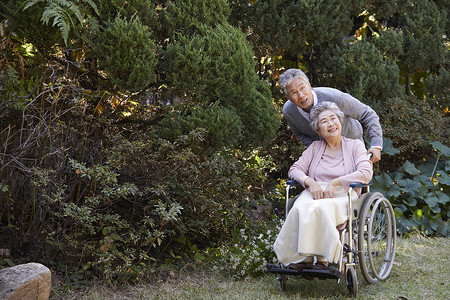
[[266, 264, 341, 279]]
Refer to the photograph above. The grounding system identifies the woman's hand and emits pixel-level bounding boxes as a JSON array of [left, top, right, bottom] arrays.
[[305, 177, 324, 200], [323, 179, 341, 198]]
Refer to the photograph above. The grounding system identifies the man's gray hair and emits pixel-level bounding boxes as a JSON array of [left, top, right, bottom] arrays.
[[279, 69, 309, 94], [309, 101, 344, 133]]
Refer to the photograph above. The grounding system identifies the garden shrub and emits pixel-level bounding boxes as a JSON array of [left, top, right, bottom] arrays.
[[163, 0, 231, 37], [373, 28, 404, 59], [399, 0, 447, 72], [90, 14, 157, 92], [320, 39, 403, 110], [229, 0, 354, 57], [426, 66, 450, 110], [156, 102, 243, 153], [372, 141, 449, 237], [378, 95, 448, 161], [164, 23, 280, 148], [211, 213, 283, 278], [94, 0, 156, 28]]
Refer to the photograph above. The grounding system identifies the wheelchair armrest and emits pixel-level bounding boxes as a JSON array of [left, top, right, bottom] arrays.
[[349, 180, 373, 189], [286, 179, 301, 187]]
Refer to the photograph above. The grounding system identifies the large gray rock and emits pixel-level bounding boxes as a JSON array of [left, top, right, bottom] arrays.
[[0, 263, 51, 300]]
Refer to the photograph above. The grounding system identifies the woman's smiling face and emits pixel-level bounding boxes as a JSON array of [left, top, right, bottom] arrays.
[[317, 109, 342, 140]]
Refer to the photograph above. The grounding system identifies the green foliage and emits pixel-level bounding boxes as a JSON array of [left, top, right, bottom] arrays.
[[165, 23, 255, 104], [372, 141, 450, 237], [165, 23, 280, 147], [1, 0, 449, 286], [1, 65, 40, 109], [211, 213, 282, 278], [426, 66, 450, 109], [400, 0, 447, 72], [0, 0, 59, 51], [378, 95, 448, 159], [320, 39, 403, 108], [23, 0, 99, 46], [40, 159, 183, 282], [373, 28, 404, 58], [94, 0, 156, 27], [230, 0, 353, 57], [90, 15, 157, 91], [105, 130, 261, 250], [157, 102, 243, 153], [164, 0, 231, 37]]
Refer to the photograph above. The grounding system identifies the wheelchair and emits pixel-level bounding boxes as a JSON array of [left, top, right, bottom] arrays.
[[266, 179, 397, 297]]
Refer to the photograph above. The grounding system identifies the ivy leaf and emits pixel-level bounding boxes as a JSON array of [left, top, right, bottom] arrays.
[[424, 196, 441, 213], [397, 216, 419, 234], [414, 174, 434, 190], [372, 173, 393, 193], [398, 178, 420, 196], [400, 160, 420, 176], [403, 196, 417, 207], [388, 185, 402, 198], [435, 191, 449, 204], [390, 171, 404, 182], [431, 141, 450, 157], [436, 172, 450, 186], [436, 222, 448, 237], [382, 137, 400, 156]]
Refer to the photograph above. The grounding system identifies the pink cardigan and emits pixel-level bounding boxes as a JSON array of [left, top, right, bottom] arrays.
[[288, 137, 373, 189]]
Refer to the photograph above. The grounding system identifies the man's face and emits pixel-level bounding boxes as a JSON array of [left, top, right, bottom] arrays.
[[285, 78, 314, 112]]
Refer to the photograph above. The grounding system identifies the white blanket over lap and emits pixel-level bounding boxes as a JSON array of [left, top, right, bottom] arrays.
[[273, 183, 357, 265]]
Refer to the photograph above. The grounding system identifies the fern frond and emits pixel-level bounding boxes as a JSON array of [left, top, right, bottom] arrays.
[[83, 0, 99, 15], [53, 0, 83, 23], [23, 0, 44, 11], [23, 0, 99, 46], [41, 3, 71, 45]]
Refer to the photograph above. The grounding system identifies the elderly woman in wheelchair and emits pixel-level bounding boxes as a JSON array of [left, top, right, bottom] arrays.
[[268, 101, 396, 296]]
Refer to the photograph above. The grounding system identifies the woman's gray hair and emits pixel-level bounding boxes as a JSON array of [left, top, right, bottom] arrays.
[[309, 101, 344, 133], [279, 69, 309, 94]]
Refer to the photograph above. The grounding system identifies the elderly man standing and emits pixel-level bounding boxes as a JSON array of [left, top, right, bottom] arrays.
[[280, 68, 383, 162]]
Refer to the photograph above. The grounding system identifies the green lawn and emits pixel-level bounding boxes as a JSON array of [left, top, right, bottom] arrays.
[[55, 236, 449, 299]]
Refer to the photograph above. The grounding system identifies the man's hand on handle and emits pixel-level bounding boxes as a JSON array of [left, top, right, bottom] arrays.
[[367, 147, 381, 163]]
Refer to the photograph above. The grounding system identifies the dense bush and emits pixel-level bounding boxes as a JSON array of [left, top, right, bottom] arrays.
[[378, 96, 448, 158], [320, 39, 403, 109], [164, 23, 280, 147], [211, 213, 282, 278], [229, 0, 354, 57], [157, 103, 243, 153], [373, 142, 449, 237], [0, 78, 269, 281], [90, 15, 157, 92], [163, 0, 230, 36], [94, 0, 156, 28]]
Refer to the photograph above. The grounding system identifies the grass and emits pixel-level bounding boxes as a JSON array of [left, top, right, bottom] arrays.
[[53, 235, 449, 299]]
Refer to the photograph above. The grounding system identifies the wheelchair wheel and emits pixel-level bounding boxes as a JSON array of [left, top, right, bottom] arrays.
[[346, 267, 358, 297], [358, 192, 396, 284]]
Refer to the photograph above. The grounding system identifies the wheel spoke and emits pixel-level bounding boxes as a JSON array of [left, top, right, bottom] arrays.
[[358, 193, 396, 283]]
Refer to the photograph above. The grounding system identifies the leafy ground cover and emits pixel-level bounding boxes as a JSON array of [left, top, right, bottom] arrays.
[[54, 235, 449, 299]]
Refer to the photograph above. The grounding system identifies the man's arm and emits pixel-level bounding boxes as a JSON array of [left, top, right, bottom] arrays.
[[326, 88, 383, 150]]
